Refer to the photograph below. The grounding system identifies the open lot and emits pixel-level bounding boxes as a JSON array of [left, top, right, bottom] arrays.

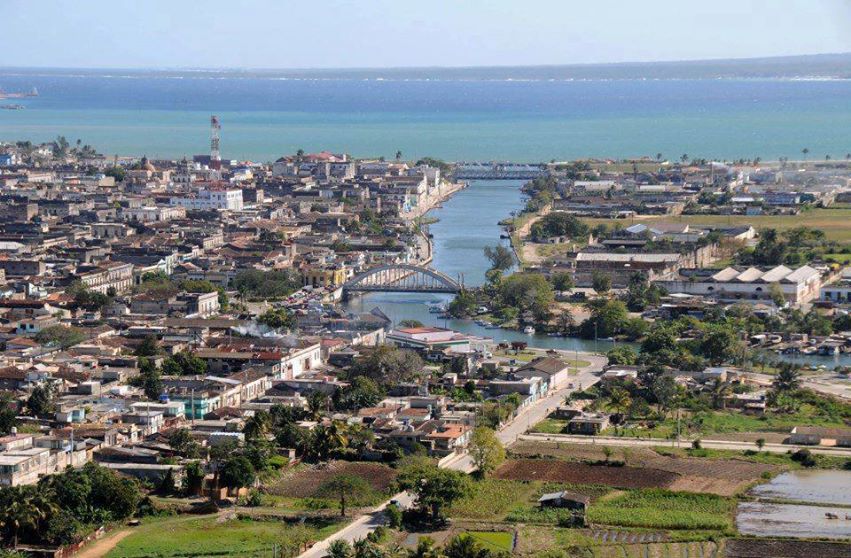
[[581, 208, 851, 243], [265, 461, 398, 510], [494, 458, 678, 489]]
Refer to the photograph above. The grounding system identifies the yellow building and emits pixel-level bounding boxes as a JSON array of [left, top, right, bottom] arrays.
[[304, 266, 349, 288]]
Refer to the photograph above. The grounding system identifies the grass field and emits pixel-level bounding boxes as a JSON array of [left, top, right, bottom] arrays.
[[106, 516, 343, 558], [465, 531, 514, 553], [581, 208, 851, 243], [611, 403, 851, 440], [587, 489, 735, 532], [449, 479, 539, 520]]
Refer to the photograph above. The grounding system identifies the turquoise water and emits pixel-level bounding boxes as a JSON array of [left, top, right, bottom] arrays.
[[1, 72, 851, 161]]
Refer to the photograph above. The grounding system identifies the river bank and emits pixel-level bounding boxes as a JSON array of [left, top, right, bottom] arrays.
[[344, 180, 851, 369], [399, 180, 467, 221]]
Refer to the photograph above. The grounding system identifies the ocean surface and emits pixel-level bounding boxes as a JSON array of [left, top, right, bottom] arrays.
[[1, 68, 851, 161]]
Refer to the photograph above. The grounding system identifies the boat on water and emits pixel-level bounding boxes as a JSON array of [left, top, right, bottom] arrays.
[[485, 323, 502, 329], [523, 326, 536, 335], [428, 305, 445, 313]]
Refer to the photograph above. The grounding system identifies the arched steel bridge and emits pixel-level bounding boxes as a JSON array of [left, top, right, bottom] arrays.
[[344, 264, 462, 294]]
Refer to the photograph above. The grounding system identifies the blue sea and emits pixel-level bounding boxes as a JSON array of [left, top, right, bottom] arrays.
[[1, 68, 850, 161]]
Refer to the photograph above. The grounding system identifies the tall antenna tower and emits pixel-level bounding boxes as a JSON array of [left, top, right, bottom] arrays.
[[210, 115, 221, 169]]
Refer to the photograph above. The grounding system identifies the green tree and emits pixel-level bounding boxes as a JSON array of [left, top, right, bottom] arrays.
[[168, 428, 201, 458], [219, 456, 256, 491], [483, 245, 514, 272], [161, 351, 207, 376], [327, 539, 354, 558], [182, 461, 205, 496], [710, 379, 733, 410], [34, 325, 86, 349], [549, 272, 574, 292], [498, 273, 555, 321], [448, 289, 478, 318], [334, 376, 382, 411], [700, 325, 745, 365], [591, 271, 611, 295], [396, 464, 470, 523], [0, 393, 18, 435], [607, 387, 632, 418], [242, 411, 272, 441], [318, 474, 371, 517], [257, 307, 295, 330], [26, 384, 55, 417], [606, 346, 638, 366], [134, 334, 161, 357], [468, 427, 505, 478], [349, 345, 423, 385], [773, 363, 801, 393], [399, 319, 424, 328]]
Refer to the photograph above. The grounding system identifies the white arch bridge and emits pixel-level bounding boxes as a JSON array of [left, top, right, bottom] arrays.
[[343, 264, 462, 294]]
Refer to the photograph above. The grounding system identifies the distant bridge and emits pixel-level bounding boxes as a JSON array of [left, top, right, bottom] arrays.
[[344, 264, 462, 294], [454, 164, 547, 180]]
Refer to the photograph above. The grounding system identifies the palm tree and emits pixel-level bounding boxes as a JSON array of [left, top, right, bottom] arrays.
[[307, 391, 328, 420], [773, 363, 802, 393], [680, 153, 689, 164], [656, 153, 663, 161], [801, 147, 809, 161], [0, 487, 54, 547], [243, 412, 271, 441], [395, 150, 402, 161], [825, 154, 832, 161], [710, 379, 732, 410]]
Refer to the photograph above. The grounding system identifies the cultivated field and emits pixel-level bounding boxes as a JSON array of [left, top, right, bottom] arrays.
[[494, 459, 678, 489], [509, 442, 779, 496], [725, 538, 851, 558]]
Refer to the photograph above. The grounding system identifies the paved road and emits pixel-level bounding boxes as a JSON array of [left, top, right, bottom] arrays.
[[298, 352, 605, 558], [520, 432, 851, 457]]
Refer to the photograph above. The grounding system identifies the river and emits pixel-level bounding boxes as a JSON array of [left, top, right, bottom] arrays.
[[344, 179, 622, 353], [343, 180, 851, 365]]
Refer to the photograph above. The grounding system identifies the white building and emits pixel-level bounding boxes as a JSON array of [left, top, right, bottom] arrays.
[[170, 188, 243, 211], [657, 265, 821, 305]]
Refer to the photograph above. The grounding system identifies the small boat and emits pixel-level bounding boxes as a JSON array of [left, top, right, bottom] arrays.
[[825, 512, 839, 520], [523, 326, 536, 335], [485, 323, 501, 329], [428, 305, 445, 313], [475, 320, 488, 326]]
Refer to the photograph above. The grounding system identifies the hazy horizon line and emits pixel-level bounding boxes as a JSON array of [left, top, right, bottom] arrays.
[[2, 51, 850, 73]]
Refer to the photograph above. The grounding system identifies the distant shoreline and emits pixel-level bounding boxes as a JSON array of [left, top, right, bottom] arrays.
[[3, 52, 851, 81]]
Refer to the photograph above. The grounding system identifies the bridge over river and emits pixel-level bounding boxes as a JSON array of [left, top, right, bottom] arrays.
[[343, 263, 462, 294]]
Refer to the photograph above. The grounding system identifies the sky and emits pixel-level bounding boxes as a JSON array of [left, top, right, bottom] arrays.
[[4, 0, 851, 69]]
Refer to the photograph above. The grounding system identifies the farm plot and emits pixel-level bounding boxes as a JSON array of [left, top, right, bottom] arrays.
[[725, 538, 851, 558], [494, 459, 677, 489], [509, 442, 778, 496]]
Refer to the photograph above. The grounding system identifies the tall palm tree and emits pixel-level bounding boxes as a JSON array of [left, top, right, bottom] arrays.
[[773, 363, 801, 393], [710, 379, 732, 410], [607, 387, 632, 432], [801, 147, 809, 161]]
